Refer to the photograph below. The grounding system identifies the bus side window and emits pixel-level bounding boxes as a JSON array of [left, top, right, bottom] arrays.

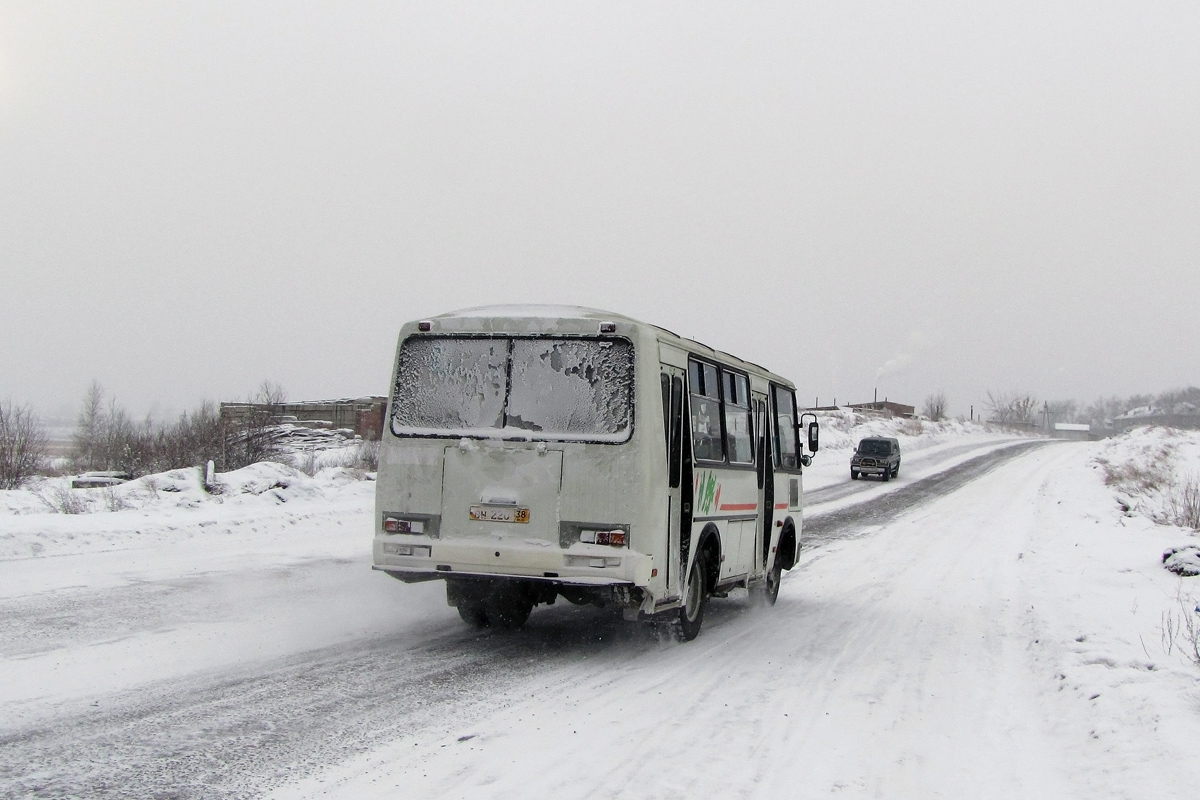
[[660, 373, 671, 459], [722, 371, 753, 464], [669, 377, 683, 488], [755, 398, 767, 489], [772, 385, 799, 469], [689, 359, 725, 462]]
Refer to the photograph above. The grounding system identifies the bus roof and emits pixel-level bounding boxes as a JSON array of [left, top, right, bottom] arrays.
[[426, 304, 793, 389]]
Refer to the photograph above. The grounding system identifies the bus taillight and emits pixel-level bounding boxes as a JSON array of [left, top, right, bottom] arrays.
[[383, 516, 424, 534], [580, 529, 626, 547]]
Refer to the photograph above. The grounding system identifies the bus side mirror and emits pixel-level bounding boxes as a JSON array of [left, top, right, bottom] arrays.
[[799, 412, 819, 454]]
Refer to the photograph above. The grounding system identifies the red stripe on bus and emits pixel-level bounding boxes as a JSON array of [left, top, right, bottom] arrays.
[[719, 502, 758, 511], [774, 503, 788, 509]]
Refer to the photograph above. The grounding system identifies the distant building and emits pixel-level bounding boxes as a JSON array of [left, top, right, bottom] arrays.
[[1053, 423, 1091, 441], [848, 400, 916, 417], [220, 397, 387, 440], [1111, 403, 1200, 432], [805, 399, 917, 418]]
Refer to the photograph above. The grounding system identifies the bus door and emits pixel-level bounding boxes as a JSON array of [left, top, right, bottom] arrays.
[[754, 394, 774, 574], [660, 367, 687, 600]]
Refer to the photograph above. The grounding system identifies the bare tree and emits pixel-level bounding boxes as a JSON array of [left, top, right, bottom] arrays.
[[986, 390, 1039, 425], [922, 391, 948, 422], [222, 381, 289, 469], [156, 401, 224, 471], [1046, 399, 1079, 425], [1012, 394, 1039, 425], [67, 380, 296, 477], [0, 400, 49, 489], [69, 382, 145, 474], [70, 383, 228, 476], [258, 380, 286, 407], [71, 380, 106, 472]]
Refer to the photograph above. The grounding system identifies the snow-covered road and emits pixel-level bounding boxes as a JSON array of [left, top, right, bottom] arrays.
[[3, 439, 1200, 799]]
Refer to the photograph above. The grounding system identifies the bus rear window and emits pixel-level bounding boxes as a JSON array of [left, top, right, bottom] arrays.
[[391, 336, 634, 442], [391, 338, 507, 430], [507, 339, 633, 436]]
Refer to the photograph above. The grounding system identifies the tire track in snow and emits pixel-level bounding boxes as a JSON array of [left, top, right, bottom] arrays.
[[802, 439, 1032, 506], [0, 603, 701, 799], [803, 440, 1050, 546]]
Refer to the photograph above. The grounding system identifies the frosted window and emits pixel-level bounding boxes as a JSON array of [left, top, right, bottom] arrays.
[[391, 338, 507, 431], [506, 339, 634, 438], [390, 336, 634, 441]]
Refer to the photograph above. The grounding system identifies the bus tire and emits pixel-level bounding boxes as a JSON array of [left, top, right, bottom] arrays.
[[753, 551, 783, 607], [485, 592, 532, 630], [674, 555, 707, 642], [457, 603, 489, 628]]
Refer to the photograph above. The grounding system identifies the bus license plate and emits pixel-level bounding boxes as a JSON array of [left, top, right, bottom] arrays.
[[469, 505, 530, 524]]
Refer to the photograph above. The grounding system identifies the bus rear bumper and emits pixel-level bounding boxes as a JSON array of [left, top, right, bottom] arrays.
[[373, 536, 655, 588]]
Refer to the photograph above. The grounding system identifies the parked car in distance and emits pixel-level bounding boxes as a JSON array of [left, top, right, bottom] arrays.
[[851, 437, 901, 481]]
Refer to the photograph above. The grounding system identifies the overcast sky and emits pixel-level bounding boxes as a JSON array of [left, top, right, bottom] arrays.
[[2, 1, 1197, 422]]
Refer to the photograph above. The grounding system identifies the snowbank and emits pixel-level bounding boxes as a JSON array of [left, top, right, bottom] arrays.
[[814, 408, 1035, 453], [0, 462, 375, 563], [1092, 426, 1200, 529]]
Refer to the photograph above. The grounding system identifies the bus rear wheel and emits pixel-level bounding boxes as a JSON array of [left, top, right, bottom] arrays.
[[457, 603, 489, 628], [674, 557, 707, 642], [485, 593, 532, 630], [450, 581, 532, 630]]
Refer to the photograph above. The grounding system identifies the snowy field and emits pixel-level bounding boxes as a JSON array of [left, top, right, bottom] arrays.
[[3, 420, 1200, 798]]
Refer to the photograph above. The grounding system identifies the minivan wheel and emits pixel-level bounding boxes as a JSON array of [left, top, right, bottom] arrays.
[[850, 469, 859, 480], [881, 465, 891, 482]]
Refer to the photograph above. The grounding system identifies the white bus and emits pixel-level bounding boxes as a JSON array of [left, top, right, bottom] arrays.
[[373, 306, 819, 640]]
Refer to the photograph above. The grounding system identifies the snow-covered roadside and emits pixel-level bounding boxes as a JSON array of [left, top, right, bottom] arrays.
[[267, 438, 1200, 800], [1, 463, 371, 551], [0, 464, 375, 592], [5, 426, 1200, 798], [1090, 426, 1200, 576], [1019, 436, 1200, 798], [0, 463, 445, 732]]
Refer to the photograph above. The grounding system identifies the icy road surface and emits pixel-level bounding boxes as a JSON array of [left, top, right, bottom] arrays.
[[3, 440, 1200, 799]]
